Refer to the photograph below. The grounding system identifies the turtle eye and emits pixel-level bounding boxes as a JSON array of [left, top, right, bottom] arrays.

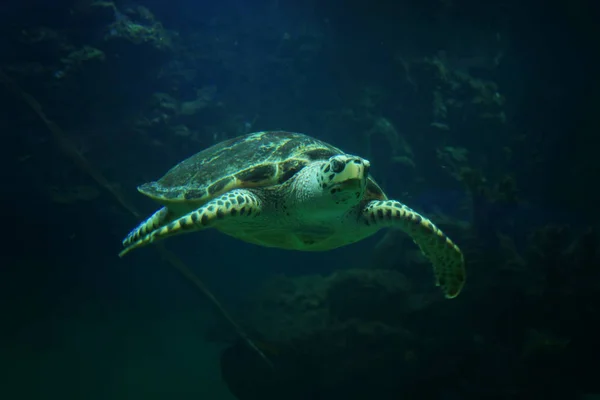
[[331, 158, 345, 173]]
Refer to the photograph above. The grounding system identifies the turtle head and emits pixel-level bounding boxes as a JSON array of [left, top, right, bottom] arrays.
[[319, 154, 370, 206], [291, 154, 370, 219]]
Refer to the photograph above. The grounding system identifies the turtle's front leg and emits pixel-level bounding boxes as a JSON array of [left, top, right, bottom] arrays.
[[361, 200, 465, 298], [119, 189, 262, 257], [122, 207, 175, 247]]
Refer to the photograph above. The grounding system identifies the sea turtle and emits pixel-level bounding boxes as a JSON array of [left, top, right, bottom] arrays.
[[120, 131, 465, 298]]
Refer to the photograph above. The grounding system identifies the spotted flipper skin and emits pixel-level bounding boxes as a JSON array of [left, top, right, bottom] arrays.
[[122, 207, 174, 247], [362, 200, 465, 298], [119, 190, 262, 257]]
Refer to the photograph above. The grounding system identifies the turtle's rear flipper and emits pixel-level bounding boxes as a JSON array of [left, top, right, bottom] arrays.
[[122, 207, 175, 247], [361, 200, 465, 298], [119, 189, 262, 257]]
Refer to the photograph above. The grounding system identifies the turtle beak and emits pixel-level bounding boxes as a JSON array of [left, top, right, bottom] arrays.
[[326, 156, 370, 197], [333, 159, 369, 191], [351, 158, 369, 182], [340, 158, 369, 184], [362, 159, 370, 177]]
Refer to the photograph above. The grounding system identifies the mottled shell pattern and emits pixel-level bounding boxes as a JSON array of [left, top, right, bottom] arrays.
[[139, 131, 386, 206]]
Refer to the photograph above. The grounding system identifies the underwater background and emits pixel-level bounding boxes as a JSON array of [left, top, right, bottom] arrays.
[[1, 0, 598, 399]]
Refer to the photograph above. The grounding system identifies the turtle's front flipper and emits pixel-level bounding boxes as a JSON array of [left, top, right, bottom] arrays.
[[362, 200, 465, 298], [119, 189, 262, 257], [122, 207, 175, 247]]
